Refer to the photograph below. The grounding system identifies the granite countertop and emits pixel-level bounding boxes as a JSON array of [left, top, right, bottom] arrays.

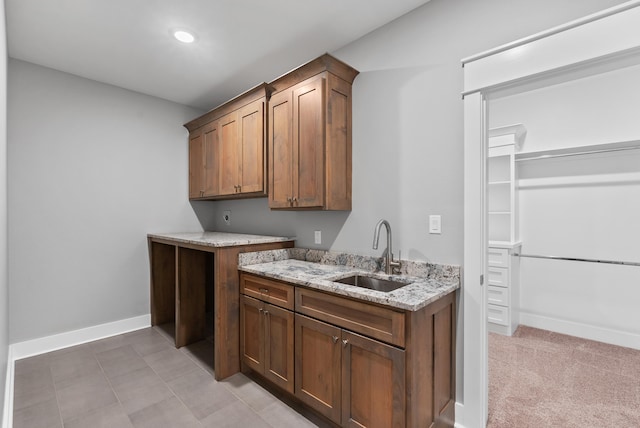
[[238, 248, 460, 312], [147, 231, 293, 248]]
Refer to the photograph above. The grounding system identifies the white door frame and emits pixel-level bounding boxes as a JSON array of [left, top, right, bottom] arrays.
[[460, 2, 640, 427]]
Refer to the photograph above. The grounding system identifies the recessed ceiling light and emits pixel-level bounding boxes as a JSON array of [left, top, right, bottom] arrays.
[[173, 29, 196, 44]]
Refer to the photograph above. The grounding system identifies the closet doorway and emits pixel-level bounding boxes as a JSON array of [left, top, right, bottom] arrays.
[[462, 3, 640, 427], [485, 60, 640, 427]]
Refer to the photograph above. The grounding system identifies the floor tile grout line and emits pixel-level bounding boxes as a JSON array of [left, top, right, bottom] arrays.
[[93, 345, 130, 425], [50, 362, 65, 428], [131, 330, 206, 427]]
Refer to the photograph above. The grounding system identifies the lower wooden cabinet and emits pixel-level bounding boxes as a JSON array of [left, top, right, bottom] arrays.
[[295, 314, 405, 427], [294, 313, 342, 422], [240, 295, 294, 393], [239, 273, 456, 428]]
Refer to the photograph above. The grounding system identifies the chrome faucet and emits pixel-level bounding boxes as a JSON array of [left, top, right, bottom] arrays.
[[372, 219, 401, 274]]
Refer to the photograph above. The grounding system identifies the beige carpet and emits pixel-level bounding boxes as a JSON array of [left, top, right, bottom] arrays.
[[488, 326, 640, 428]]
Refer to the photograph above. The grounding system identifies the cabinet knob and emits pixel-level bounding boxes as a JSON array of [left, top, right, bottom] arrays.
[[237, 185, 241, 192], [258, 308, 263, 313], [264, 310, 269, 316], [342, 339, 349, 347], [287, 196, 292, 203], [332, 336, 339, 344]]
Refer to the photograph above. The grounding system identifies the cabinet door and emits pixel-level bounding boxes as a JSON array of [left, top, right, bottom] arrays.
[[295, 314, 342, 423], [269, 90, 294, 208], [240, 295, 264, 373], [292, 77, 325, 208], [188, 130, 204, 199], [341, 330, 405, 428], [218, 111, 240, 196], [203, 121, 220, 197], [264, 303, 294, 393], [238, 99, 265, 194]]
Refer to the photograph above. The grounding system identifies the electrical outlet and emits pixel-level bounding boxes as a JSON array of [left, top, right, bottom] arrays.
[[223, 210, 231, 226], [314, 230, 322, 245], [429, 215, 441, 234]]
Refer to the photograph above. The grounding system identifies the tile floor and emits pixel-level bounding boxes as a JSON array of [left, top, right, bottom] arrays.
[[12, 325, 328, 428]]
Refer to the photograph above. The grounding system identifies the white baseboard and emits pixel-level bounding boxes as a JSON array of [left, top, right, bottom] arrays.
[[2, 346, 14, 428], [11, 314, 151, 361], [520, 312, 640, 350], [454, 401, 466, 428]]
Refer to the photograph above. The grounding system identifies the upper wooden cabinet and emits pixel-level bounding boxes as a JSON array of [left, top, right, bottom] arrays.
[[268, 54, 358, 210], [185, 84, 268, 200]]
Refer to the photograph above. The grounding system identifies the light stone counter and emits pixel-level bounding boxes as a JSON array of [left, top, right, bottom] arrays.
[[238, 248, 460, 312], [147, 231, 293, 248]]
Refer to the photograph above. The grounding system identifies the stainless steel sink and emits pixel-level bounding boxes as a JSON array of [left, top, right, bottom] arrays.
[[334, 274, 410, 292]]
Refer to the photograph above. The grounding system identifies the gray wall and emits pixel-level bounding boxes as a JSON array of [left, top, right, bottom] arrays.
[[7, 60, 204, 343], [0, 0, 8, 420], [201, 0, 626, 266]]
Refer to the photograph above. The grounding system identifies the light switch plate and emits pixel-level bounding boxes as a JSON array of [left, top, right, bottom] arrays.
[[429, 215, 441, 234], [314, 230, 322, 244], [223, 210, 231, 226]]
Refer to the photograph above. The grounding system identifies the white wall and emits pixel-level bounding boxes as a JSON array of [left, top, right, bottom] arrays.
[[7, 60, 204, 343], [490, 63, 640, 348], [0, 0, 9, 421]]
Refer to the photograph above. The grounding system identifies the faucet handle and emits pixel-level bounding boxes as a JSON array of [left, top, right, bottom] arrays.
[[390, 250, 402, 274]]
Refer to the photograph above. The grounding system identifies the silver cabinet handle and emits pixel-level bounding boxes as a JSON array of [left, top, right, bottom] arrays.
[[342, 339, 349, 347], [264, 310, 269, 316], [332, 336, 339, 344], [258, 308, 263, 313]]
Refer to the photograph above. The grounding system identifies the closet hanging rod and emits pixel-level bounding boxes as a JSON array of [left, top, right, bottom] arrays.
[[513, 253, 640, 267], [515, 145, 640, 162]]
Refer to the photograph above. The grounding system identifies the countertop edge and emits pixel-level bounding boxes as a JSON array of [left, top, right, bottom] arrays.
[[147, 232, 294, 248], [239, 260, 460, 312]]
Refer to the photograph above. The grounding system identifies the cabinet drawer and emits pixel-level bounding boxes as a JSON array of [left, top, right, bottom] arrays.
[[488, 248, 509, 268], [241, 274, 294, 310], [487, 304, 509, 326], [487, 267, 509, 288], [295, 288, 405, 347], [487, 285, 509, 306]]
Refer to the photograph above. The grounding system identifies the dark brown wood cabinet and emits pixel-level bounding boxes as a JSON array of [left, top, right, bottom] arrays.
[[185, 84, 268, 200], [189, 121, 220, 198], [188, 130, 205, 199], [239, 272, 456, 428], [240, 276, 295, 393], [341, 329, 405, 428], [268, 54, 358, 210], [295, 313, 342, 422], [295, 314, 405, 427]]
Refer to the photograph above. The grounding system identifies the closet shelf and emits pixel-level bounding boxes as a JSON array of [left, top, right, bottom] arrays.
[[488, 240, 522, 249], [515, 139, 640, 162], [488, 180, 511, 185]]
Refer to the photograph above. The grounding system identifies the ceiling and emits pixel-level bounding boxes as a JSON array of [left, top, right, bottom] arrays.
[[6, 0, 430, 111]]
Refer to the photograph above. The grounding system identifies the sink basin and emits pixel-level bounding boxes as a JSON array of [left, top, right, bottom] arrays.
[[334, 275, 410, 292]]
